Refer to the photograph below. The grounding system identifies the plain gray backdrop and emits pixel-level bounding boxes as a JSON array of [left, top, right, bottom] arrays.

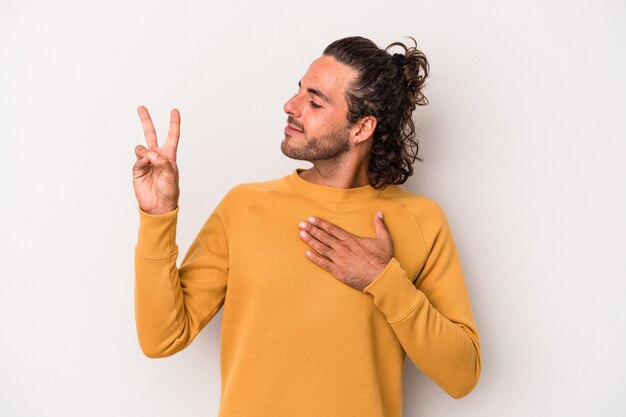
[[1, 0, 624, 416]]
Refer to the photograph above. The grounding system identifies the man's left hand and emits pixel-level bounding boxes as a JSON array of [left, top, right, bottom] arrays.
[[298, 211, 394, 291]]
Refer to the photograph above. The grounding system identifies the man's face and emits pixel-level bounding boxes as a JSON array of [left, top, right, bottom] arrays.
[[281, 55, 357, 162]]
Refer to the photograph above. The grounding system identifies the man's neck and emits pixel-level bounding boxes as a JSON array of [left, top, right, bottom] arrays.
[[299, 159, 370, 189]]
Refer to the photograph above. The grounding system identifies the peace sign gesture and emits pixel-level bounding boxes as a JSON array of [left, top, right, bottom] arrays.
[[132, 106, 181, 215]]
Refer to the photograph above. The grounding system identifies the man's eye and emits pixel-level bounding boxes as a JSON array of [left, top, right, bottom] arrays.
[[310, 101, 322, 109]]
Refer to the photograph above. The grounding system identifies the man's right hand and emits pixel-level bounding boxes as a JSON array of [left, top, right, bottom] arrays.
[[132, 106, 181, 215]]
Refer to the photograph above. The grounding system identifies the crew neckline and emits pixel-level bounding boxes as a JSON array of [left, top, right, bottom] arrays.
[[286, 168, 384, 203]]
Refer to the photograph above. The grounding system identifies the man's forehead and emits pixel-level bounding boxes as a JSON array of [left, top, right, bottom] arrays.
[[301, 55, 357, 98]]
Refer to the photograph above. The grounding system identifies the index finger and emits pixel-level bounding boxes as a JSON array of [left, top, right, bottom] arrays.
[[137, 105, 158, 149], [307, 217, 352, 241], [164, 108, 181, 155]]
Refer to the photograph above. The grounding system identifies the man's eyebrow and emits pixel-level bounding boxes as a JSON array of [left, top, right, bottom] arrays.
[[298, 81, 333, 104]]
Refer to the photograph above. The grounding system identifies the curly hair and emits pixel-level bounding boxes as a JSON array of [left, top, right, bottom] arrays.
[[323, 36, 430, 189]]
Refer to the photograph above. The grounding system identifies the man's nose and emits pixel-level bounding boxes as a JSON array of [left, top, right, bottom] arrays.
[[283, 94, 301, 117]]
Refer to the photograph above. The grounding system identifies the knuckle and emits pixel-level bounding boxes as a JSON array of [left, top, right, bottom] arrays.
[[310, 254, 321, 265], [339, 240, 353, 251], [317, 234, 330, 247], [312, 231, 326, 244], [313, 242, 327, 255]]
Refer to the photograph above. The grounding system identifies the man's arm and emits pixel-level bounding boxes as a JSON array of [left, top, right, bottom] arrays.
[[298, 203, 481, 398], [134, 200, 231, 358], [132, 105, 231, 358], [361, 206, 481, 398]]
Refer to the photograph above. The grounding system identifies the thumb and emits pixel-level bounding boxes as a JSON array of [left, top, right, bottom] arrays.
[[373, 211, 390, 241]]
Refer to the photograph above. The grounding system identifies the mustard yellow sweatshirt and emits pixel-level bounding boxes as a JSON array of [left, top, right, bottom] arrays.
[[134, 169, 481, 417]]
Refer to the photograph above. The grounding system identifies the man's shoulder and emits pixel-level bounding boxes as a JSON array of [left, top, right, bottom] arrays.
[[209, 175, 290, 226], [383, 187, 456, 245], [220, 174, 290, 206], [383, 186, 447, 222]]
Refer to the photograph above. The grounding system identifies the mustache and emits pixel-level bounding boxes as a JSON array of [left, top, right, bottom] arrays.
[[287, 116, 305, 132]]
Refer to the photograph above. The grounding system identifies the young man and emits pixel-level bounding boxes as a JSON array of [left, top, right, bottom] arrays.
[[132, 36, 481, 417]]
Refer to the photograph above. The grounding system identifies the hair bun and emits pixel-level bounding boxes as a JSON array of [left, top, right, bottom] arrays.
[[392, 53, 407, 66], [386, 38, 430, 107]]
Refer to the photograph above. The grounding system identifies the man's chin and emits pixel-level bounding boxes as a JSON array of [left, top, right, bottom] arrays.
[[280, 140, 308, 161]]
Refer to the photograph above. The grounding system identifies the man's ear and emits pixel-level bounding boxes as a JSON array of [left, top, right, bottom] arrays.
[[351, 116, 377, 145]]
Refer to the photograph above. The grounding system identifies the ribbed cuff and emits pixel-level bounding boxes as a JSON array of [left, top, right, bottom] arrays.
[[135, 205, 179, 258], [363, 257, 425, 323]]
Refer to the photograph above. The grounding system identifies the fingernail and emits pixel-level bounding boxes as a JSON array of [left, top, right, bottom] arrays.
[[298, 221, 307, 229], [306, 250, 312, 257], [147, 151, 157, 161], [377, 211, 383, 219], [308, 217, 316, 223], [299, 231, 308, 238]]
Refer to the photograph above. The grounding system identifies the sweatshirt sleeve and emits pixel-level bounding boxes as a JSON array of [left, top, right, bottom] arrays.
[[362, 202, 481, 399], [134, 189, 240, 358]]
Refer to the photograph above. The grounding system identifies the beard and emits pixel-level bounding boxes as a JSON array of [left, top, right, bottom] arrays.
[[281, 120, 351, 162]]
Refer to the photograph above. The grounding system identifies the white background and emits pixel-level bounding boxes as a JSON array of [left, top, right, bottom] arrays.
[[1, 1, 624, 416]]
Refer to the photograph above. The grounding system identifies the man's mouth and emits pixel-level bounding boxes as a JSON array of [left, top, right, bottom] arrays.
[[286, 117, 304, 133]]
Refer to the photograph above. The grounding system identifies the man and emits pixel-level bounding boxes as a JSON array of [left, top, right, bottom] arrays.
[[132, 36, 481, 417]]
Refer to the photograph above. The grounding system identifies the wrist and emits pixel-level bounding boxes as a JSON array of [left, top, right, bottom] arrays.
[[140, 205, 178, 215], [365, 264, 388, 287]]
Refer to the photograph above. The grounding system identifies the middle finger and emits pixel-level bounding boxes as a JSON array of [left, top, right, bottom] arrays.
[[299, 229, 333, 257]]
